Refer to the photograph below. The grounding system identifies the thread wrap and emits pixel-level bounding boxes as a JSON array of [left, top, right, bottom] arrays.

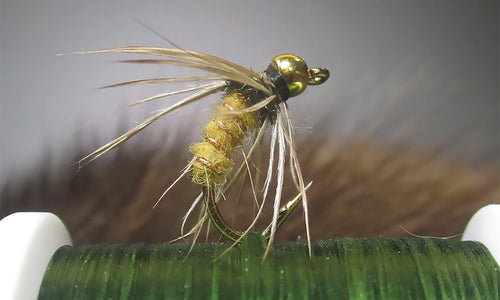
[[38, 235, 500, 300]]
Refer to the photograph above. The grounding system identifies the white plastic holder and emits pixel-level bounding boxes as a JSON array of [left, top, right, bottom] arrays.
[[0, 212, 72, 300], [462, 204, 500, 265]]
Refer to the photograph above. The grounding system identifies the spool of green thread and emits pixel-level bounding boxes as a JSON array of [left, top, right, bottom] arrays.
[[37, 234, 499, 300], [1, 210, 499, 299]]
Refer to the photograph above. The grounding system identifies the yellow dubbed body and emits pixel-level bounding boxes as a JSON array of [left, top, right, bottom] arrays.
[[190, 91, 259, 186]]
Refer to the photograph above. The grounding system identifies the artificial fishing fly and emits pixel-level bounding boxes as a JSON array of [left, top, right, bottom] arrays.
[[78, 46, 329, 257]]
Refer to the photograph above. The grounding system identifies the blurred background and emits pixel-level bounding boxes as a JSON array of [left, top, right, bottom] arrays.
[[1, 0, 498, 244]]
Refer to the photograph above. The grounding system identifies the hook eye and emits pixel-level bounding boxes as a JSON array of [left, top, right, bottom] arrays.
[[308, 67, 330, 85]]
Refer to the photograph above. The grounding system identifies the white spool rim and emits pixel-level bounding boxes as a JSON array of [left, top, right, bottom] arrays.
[[0, 212, 72, 300], [462, 204, 500, 266]]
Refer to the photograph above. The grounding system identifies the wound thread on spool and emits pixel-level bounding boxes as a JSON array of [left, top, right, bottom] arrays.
[[38, 234, 500, 300]]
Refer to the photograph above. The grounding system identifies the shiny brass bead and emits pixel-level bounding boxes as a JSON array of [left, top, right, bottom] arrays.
[[271, 54, 330, 98], [271, 54, 310, 97]]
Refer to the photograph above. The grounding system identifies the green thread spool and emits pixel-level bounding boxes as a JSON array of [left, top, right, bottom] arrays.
[[38, 234, 499, 300], [1, 210, 499, 299]]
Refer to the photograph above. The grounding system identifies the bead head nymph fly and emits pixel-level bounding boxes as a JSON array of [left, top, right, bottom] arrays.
[[76, 45, 330, 258]]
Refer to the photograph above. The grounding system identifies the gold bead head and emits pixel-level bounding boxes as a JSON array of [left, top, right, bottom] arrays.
[[271, 54, 330, 98]]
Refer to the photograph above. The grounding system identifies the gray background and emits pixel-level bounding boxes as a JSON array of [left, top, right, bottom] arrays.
[[1, 0, 498, 186]]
